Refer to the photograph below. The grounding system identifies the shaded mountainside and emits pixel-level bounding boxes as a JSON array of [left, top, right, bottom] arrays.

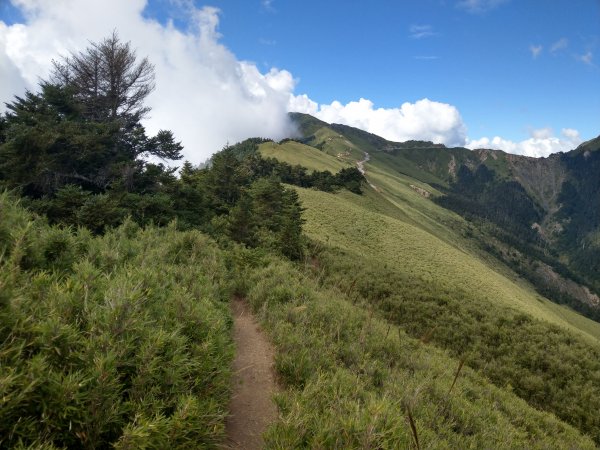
[[289, 112, 600, 320]]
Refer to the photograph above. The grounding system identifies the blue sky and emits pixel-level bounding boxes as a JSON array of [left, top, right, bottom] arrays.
[[1, 0, 599, 161], [146, 0, 600, 142]]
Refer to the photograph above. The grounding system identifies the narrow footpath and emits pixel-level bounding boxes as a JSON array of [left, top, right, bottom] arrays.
[[356, 152, 378, 190], [224, 297, 278, 450]]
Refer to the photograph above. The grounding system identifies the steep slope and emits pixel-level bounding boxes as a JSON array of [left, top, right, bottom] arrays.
[[287, 113, 600, 321], [263, 121, 600, 441]]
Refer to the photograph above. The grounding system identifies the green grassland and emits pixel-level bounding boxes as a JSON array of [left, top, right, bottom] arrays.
[[259, 140, 352, 173], [294, 186, 600, 441], [310, 127, 366, 162], [263, 137, 600, 442], [234, 251, 596, 449], [298, 187, 600, 342]]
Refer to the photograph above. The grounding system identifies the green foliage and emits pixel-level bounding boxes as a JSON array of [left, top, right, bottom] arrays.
[[292, 184, 600, 444], [0, 194, 233, 448], [556, 150, 600, 290], [436, 164, 542, 239], [229, 251, 595, 449], [313, 242, 600, 442]]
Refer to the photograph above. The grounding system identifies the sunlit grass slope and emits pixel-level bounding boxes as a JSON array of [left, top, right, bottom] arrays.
[[236, 254, 596, 449], [298, 187, 600, 341], [295, 186, 600, 441], [262, 136, 600, 342], [256, 137, 600, 441], [259, 140, 352, 173]]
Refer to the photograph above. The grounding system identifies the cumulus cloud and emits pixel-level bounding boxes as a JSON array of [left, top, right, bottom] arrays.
[[529, 44, 542, 59], [0, 0, 296, 163], [290, 97, 468, 147], [530, 127, 553, 139], [467, 128, 582, 157]]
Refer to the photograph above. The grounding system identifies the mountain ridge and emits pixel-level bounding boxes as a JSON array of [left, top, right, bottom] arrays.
[[286, 112, 600, 320]]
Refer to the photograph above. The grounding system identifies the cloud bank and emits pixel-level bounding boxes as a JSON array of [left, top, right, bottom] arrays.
[[0, 0, 584, 162], [0, 0, 296, 163], [290, 96, 468, 147], [467, 128, 582, 157]]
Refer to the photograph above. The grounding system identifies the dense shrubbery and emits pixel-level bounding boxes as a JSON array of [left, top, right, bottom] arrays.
[[0, 193, 233, 448]]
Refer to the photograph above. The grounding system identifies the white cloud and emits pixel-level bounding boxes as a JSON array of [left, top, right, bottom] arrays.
[[290, 97, 468, 147], [0, 0, 296, 164], [530, 127, 553, 139], [467, 128, 582, 157], [529, 44, 542, 59], [287, 93, 318, 116], [550, 37, 568, 53], [457, 0, 509, 14], [409, 24, 437, 39], [577, 51, 593, 65], [0, 23, 27, 106]]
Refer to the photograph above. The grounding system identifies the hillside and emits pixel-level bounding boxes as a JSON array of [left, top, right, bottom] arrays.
[[3, 127, 600, 446], [290, 112, 600, 321], [255, 113, 600, 443]]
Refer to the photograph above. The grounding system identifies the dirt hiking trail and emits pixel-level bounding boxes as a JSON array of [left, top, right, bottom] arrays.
[[224, 297, 278, 449]]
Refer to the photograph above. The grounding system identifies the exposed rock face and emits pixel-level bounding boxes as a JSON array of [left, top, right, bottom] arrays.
[[410, 184, 431, 198], [448, 155, 457, 179], [535, 263, 600, 308]]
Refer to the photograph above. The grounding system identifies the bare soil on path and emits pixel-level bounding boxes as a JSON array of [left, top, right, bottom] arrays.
[[224, 297, 278, 449]]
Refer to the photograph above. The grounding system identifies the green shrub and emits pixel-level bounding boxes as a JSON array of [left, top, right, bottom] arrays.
[[0, 194, 233, 448]]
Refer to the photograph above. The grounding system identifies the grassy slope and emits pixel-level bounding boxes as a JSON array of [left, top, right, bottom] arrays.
[[298, 187, 600, 342], [264, 138, 600, 441], [237, 255, 595, 449], [259, 141, 352, 173], [264, 136, 600, 341]]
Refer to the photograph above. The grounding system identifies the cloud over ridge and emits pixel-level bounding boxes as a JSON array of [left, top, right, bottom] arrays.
[[0, 0, 586, 162], [0, 0, 296, 163], [289, 96, 468, 147]]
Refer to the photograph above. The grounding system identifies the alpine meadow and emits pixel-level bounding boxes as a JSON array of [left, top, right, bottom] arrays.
[[2, 1, 600, 449]]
